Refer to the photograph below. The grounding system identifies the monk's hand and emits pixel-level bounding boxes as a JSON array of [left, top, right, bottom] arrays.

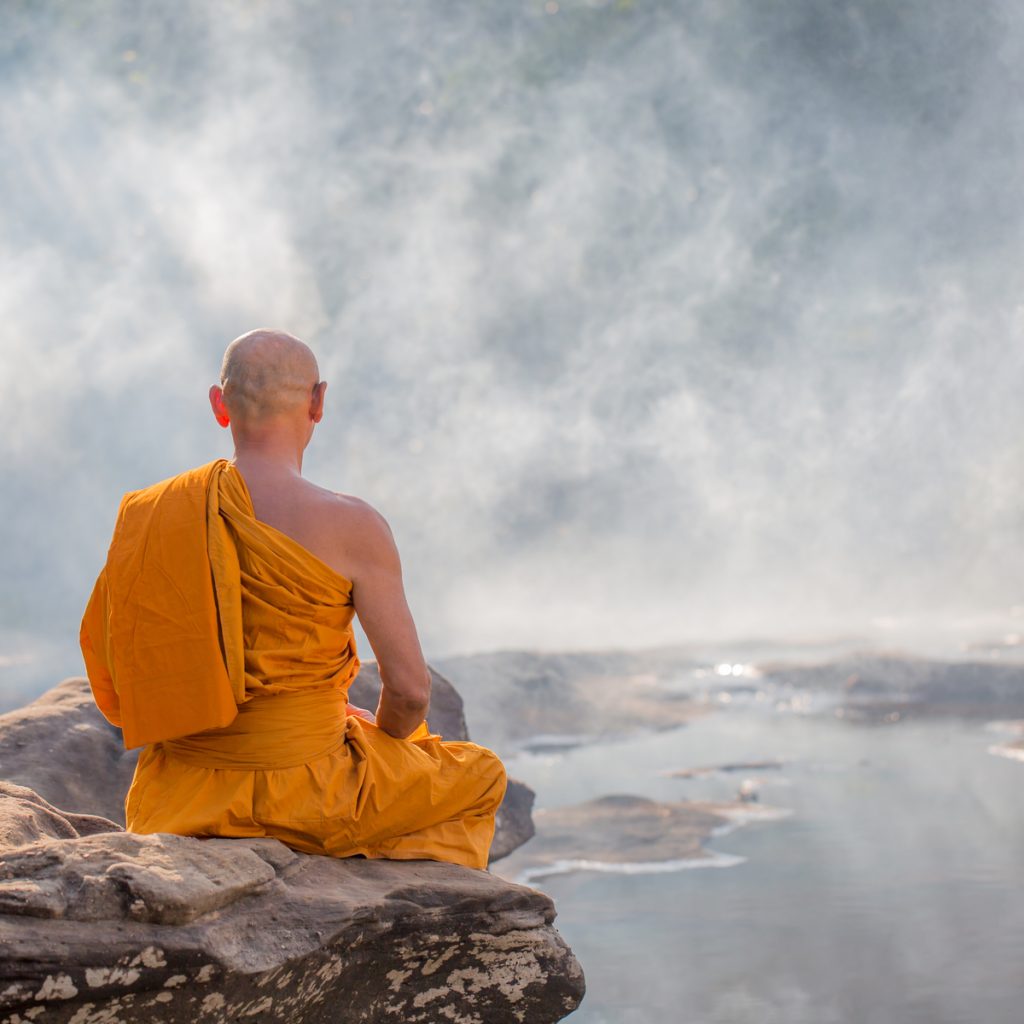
[[375, 682, 430, 740], [346, 703, 377, 724]]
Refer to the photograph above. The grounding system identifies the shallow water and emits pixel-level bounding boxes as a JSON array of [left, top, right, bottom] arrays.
[[506, 700, 1024, 1024]]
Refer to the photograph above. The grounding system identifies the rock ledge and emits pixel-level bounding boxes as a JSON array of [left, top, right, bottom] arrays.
[[0, 679, 583, 1024]]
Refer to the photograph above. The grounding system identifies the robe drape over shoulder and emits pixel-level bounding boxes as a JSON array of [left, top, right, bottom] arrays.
[[80, 459, 506, 870]]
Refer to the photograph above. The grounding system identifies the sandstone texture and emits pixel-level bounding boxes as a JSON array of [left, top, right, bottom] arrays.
[[0, 675, 578, 1023], [0, 678, 136, 826], [0, 784, 583, 1023]]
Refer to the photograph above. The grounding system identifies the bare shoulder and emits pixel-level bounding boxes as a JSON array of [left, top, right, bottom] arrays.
[[305, 483, 397, 574], [315, 485, 390, 534]]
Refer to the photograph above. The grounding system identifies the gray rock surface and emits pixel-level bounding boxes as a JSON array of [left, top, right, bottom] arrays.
[[434, 649, 703, 751], [490, 777, 536, 862], [0, 785, 584, 1023], [437, 646, 1024, 744], [0, 673, 582, 1024], [0, 671, 533, 861], [0, 678, 135, 825], [493, 793, 784, 885], [0, 781, 120, 853]]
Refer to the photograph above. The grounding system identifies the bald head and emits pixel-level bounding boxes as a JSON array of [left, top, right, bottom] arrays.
[[219, 329, 321, 424]]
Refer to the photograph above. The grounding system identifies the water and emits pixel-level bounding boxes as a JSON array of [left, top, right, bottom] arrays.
[[505, 703, 1024, 1023]]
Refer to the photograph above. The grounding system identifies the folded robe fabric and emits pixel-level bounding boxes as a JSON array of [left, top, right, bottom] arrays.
[[80, 459, 506, 870], [80, 462, 241, 748]]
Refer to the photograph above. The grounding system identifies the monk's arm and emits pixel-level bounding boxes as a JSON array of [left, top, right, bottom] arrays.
[[348, 505, 431, 739]]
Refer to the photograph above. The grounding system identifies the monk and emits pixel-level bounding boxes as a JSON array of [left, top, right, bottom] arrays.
[[79, 329, 506, 870]]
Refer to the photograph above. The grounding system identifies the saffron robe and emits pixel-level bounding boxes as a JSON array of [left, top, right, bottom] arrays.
[[80, 459, 506, 870]]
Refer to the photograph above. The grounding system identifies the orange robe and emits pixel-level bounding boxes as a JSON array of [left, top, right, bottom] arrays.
[[80, 459, 506, 870]]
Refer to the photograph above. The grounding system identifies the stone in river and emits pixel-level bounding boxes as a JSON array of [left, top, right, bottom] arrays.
[[494, 794, 786, 885]]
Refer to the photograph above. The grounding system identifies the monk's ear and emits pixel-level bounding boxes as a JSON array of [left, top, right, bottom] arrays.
[[209, 385, 231, 428], [311, 380, 327, 424]]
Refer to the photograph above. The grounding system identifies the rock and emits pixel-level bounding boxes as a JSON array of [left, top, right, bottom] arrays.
[[0, 781, 120, 853], [0, 673, 534, 862], [0, 829, 278, 926], [436, 646, 1024, 744], [758, 653, 1024, 719], [494, 794, 788, 886], [0, 678, 136, 825], [0, 672, 564, 1020], [737, 779, 760, 802], [665, 759, 788, 779], [490, 778, 536, 862], [0, 779, 584, 1023], [434, 650, 704, 751]]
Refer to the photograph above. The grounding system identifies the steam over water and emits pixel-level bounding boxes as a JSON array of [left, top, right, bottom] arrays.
[[3, 2, 1024, 690], [3, 7, 1024, 1024]]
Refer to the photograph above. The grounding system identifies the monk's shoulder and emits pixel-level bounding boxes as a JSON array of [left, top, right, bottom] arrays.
[[308, 485, 394, 550], [117, 461, 224, 518], [120, 461, 224, 503]]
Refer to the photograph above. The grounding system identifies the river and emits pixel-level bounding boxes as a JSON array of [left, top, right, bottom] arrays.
[[503, 677, 1024, 1023]]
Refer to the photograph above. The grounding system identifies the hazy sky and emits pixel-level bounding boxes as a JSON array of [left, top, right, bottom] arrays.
[[3, 0, 1024, 703]]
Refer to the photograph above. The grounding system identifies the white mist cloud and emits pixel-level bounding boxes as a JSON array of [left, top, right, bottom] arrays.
[[2, 0, 1023, 701]]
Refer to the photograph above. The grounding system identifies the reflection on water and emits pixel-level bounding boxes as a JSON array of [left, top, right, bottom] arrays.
[[989, 743, 1024, 763], [506, 701, 1024, 1024], [516, 851, 746, 887]]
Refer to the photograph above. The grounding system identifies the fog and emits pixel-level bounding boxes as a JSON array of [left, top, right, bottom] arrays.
[[2, 0, 1023, 704]]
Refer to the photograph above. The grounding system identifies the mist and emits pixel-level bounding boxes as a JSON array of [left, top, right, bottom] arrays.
[[3, 0, 1024, 704]]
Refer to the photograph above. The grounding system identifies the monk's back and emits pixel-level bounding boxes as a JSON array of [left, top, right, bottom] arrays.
[[234, 462, 365, 584], [82, 330, 506, 870]]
